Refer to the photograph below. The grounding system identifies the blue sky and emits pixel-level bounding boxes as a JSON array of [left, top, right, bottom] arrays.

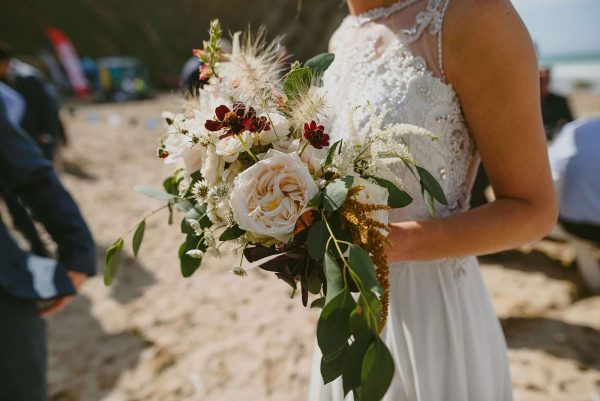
[[511, 0, 600, 57]]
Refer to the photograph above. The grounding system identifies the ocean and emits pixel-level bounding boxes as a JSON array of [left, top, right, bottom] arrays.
[[540, 54, 600, 95]]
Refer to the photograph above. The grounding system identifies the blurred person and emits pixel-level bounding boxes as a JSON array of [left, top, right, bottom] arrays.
[[0, 42, 66, 160], [549, 118, 600, 245], [0, 87, 96, 401], [0, 82, 50, 258], [180, 39, 232, 97], [541, 67, 574, 141]]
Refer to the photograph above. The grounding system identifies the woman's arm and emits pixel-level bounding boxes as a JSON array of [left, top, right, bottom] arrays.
[[386, 0, 558, 262]]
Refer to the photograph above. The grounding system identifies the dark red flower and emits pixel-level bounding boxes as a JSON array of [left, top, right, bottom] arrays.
[[303, 120, 329, 149], [205, 102, 270, 139]]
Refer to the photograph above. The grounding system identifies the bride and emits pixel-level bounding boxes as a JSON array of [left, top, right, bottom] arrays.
[[308, 0, 557, 400]]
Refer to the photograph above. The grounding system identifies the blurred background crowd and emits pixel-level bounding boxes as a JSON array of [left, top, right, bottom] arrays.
[[0, 0, 598, 400]]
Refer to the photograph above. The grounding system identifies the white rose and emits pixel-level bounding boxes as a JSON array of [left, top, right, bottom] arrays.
[[230, 150, 319, 243], [352, 176, 389, 234], [216, 132, 252, 162], [182, 144, 206, 174], [300, 145, 325, 176], [272, 138, 300, 154], [258, 113, 291, 145]]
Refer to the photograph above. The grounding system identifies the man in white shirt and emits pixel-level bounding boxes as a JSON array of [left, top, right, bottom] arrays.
[[549, 118, 600, 246]]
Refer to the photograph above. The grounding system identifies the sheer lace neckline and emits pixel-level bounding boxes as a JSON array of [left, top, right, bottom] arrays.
[[346, 0, 421, 27]]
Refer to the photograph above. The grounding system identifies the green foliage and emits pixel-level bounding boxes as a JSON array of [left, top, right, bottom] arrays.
[[306, 265, 322, 295], [104, 238, 124, 286], [219, 224, 245, 241], [416, 165, 448, 206], [342, 336, 371, 396], [322, 139, 342, 169], [307, 220, 328, 260], [372, 178, 413, 209], [305, 52, 335, 76], [134, 185, 176, 201], [317, 289, 355, 358], [347, 245, 382, 297], [178, 241, 202, 278], [321, 343, 348, 384], [132, 220, 145, 258], [359, 339, 395, 401], [323, 176, 354, 212], [283, 66, 312, 100], [323, 251, 343, 303]]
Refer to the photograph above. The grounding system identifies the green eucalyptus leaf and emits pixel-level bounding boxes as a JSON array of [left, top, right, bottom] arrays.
[[104, 238, 124, 286], [360, 339, 395, 401], [167, 201, 174, 225], [321, 343, 348, 384], [372, 178, 413, 209], [311, 297, 326, 309], [307, 220, 329, 260], [132, 220, 145, 258], [134, 185, 176, 201], [348, 245, 382, 296], [323, 140, 342, 169], [179, 241, 202, 278], [284, 66, 312, 100], [323, 251, 343, 303], [358, 290, 383, 333], [342, 336, 371, 396], [175, 199, 194, 212], [163, 176, 178, 195], [219, 225, 245, 241], [317, 289, 355, 358], [416, 165, 448, 206], [307, 265, 323, 295], [308, 191, 323, 208], [305, 52, 335, 76], [323, 176, 354, 212]]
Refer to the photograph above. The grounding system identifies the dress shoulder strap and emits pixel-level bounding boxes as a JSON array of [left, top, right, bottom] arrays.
[[435, 0, 452, 79]]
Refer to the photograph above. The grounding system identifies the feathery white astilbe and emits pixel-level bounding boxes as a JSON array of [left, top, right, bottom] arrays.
[[219, 29, 287, 112]]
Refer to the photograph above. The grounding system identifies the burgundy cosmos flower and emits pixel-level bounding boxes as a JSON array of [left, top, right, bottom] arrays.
[[205, 102, 270, 139], [303, 120, 329, 149]]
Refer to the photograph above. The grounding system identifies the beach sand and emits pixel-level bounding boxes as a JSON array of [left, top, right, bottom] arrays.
[[44, 92, 600, 401]]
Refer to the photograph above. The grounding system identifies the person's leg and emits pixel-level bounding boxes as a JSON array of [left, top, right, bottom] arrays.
[[0, 290, 47, 401]]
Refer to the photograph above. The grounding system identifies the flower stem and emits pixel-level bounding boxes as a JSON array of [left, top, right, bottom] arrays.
[[237, 134, 258, 162], [298, 140, 310, 158]]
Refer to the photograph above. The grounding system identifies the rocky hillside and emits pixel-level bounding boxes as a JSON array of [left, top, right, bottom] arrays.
[[0, 0, 347, 85]]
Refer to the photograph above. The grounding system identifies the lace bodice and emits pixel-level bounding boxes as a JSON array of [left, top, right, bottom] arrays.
[[322, 0, 479, 222]]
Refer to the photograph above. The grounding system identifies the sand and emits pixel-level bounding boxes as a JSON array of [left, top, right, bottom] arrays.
[[43, 92, 600, 401]]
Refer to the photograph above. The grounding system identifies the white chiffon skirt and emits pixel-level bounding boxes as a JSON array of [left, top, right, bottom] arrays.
[[308, 257, 513, 401]]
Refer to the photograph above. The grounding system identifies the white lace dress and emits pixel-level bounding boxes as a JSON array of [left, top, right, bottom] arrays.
[[308, 1, 514, 400]]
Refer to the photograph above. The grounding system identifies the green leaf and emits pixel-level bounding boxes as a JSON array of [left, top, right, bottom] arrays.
[[342, 336, 371, 396], [416, 165, 448, 206], [167, 201, 174, 225], [323, 251, 343, 303], [360, 339, 395, 401], [358, 290, 382, 332], [348, 245, 382, 296], [317, 289, 355, 358], [283, 66, 312, 99], [349, 308, 371, 342], [174, 199, 194, 213], [163, 176, 178, 195], [134, 185, 176, 201], [219, 224, 245, 241], [132, 220, 145, 258], [307, 265, 322, 295], [321, 343, 348, 384], [308, 191, 323, 208], [372, 178, 413, 209], [179, 241, 201, 278], [104, 238, 124, 286], [311, 297, 326, 309], [307, 220, 328, 260], [322, 140, 342, 169], [305, 52, 335, 76], [323, 176, 354, 212]]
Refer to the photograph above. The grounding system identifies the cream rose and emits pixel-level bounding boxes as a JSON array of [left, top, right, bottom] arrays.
[[230, 150, 318, 243]]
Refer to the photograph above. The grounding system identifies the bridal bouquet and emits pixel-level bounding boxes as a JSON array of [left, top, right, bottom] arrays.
[[105, 20, 446, 401]]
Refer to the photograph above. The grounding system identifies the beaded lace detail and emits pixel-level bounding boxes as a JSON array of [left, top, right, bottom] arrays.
[[346, 0, 421, 27], [324, 0, 478, 223]]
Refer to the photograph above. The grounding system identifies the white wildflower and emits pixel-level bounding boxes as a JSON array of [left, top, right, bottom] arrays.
[[192, 180, 210, 203], [185, 250, 204, 259], [187, 219, 204, 237]]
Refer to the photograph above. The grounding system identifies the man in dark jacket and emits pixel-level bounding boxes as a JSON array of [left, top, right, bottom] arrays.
[[0, 86, 96, 401]]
